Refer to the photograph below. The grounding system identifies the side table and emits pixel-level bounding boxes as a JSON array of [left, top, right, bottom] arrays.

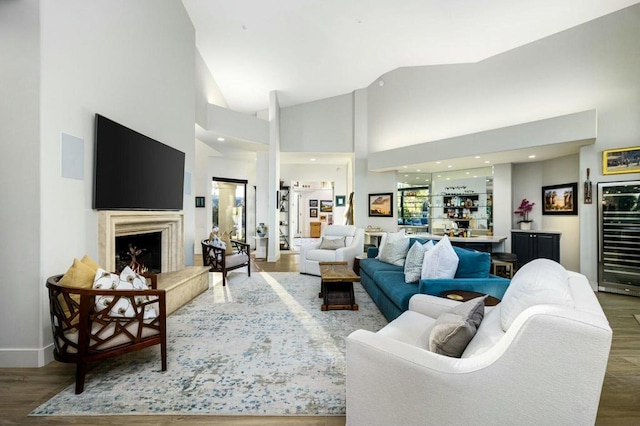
[[439, 290, 500, 306], [353, 254, 367, 275]]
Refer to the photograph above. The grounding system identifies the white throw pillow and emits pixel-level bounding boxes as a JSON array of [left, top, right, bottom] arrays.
[[376, 230, 405, 260], [500, 258, 574, 331], [379, 236, 410, 266], [420, 236, 459, 279], [93, 267, 157, 319], [404, 240, 434, 283]]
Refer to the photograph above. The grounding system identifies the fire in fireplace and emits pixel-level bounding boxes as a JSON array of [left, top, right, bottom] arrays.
[[115, 232, 162, 274]]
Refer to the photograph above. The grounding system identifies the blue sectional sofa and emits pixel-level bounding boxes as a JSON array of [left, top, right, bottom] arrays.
[[359, 237, 511, 321]]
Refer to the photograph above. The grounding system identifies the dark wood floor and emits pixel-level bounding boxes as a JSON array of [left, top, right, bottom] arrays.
[[1, 252, 638, 425]]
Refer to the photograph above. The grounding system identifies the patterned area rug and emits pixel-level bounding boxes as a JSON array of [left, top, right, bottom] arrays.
[[31, 272, 387, 416]]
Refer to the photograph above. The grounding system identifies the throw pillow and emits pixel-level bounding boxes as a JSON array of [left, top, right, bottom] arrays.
[[452, 247, 490, 278], [59, 258, 97, 290], [404, 240, 434, 283], [376, 230, 405, 260], [379, 236, 410, 266], [320, 236, 346, 250], [429, 296, 486, 357], [421, 236, 459, 279], [220, 231, 233, 252], [500, 258, 574, 331], [80, 254, 101, 272], [93, 267, 157, 318]]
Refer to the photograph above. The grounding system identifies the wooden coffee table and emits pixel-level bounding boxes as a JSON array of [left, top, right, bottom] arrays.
[[318, 261, 360, 311]]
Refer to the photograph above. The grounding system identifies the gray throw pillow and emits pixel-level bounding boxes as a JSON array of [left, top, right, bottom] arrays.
[[319, 236, 346, 250], [403, 240, 434, 283], [429, 296, 486, 357]]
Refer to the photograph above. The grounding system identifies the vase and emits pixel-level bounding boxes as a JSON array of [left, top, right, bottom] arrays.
[[520, 221, 532, 230]]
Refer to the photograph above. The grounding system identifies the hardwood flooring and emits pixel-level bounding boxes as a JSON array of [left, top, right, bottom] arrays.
[[1, 252, 639, 425]]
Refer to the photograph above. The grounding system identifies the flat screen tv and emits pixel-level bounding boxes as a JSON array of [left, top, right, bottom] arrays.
[[93, 114, 185, 210]]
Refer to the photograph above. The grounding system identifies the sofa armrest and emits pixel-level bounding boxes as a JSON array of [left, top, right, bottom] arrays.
[[418, 275, 510, 300], [408, 293, 462, 318], [367, 247, 379, 258]]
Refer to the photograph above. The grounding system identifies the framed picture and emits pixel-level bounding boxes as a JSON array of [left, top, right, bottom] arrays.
[[542, 183, 578, 215], [603, 146, 640, 175], [195, 196, 205, 208], [310, 208, 318, 218], [320, 200, 333, 212], [335, 195, 346, 207], [309, 199, 318, 207], [319, 214, 327, 222], [369, 192, 393, 217]]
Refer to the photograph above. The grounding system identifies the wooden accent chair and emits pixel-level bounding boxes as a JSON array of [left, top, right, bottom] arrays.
[[201, 239, 251, 286], [46, 274, 167, 394]]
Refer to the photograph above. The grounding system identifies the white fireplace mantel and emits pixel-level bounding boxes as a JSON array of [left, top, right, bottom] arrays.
[[98, 211, 185, 273]]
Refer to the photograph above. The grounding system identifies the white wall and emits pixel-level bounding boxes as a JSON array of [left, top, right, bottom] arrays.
[[195, 50, 228, 128], [0, 0, 42, 367], [280, 93, 354, 153], [0, 0, 198, 368]]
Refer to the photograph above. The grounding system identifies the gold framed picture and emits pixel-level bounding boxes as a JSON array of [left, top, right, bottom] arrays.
[[603, 146, 640, 175]]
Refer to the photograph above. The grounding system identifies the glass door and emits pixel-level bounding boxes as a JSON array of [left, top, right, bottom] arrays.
[[212, 178, 247, 242], [598, 180, 640, 296]]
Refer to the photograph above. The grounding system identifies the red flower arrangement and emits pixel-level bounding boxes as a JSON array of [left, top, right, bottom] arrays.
[[514, 198, 535, 223]]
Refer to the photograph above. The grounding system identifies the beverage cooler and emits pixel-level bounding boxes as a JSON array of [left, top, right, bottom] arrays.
[[598, 180, 640, 296]]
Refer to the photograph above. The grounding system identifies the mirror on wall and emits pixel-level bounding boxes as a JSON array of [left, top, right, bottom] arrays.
[[212, 177, 247, 242]]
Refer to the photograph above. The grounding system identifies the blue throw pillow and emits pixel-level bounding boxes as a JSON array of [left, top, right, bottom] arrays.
[[452, 246, 490, 278]]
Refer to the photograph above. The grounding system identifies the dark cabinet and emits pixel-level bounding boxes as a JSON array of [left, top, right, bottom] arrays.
[[512, 231, 560, 268]]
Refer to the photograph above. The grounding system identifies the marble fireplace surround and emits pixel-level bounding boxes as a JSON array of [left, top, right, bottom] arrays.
[[98, 211, 185, 273]]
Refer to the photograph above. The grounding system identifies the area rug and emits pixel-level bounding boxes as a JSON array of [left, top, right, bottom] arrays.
[[31, 272, 387, 416]]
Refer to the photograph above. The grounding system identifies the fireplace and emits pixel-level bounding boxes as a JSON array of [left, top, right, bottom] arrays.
[[115, 231, 162, 273], [98, 211, 184, 273]]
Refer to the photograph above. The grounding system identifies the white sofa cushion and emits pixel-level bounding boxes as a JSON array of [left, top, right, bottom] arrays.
[[377, 310, 436, 349], [375, 230, 405, 260], [500, 258, 574, 331], [378, 235, 410, 266], [421, 235, 459, 279], [305, 249, 343, 262]]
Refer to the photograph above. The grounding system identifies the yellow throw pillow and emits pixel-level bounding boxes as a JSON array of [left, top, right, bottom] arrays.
[[59, 258, 97, 289], [80, 254, 100, 272], [220, 232, 233, 253]]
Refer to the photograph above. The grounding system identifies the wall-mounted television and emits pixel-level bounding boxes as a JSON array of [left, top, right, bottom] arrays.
[[93, 114, 185, 210]]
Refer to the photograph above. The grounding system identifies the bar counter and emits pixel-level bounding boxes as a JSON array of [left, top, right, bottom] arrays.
[[412, 233, 507, 252]]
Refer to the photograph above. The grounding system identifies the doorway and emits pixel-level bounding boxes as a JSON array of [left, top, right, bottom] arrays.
[[212, 178, 247, 242]]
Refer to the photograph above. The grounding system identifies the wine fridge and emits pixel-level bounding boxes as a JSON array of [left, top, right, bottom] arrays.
[[598, 180, 640, 296]]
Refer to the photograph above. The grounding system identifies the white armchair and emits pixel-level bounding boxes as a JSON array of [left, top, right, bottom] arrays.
[[299, 225, 364, 276], [346, 259, 612, 426]]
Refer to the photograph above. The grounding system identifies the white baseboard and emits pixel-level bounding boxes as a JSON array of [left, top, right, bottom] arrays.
[[0, 343, 54, 368]]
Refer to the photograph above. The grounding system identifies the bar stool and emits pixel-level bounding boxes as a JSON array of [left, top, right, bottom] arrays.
[[491, 252, 518, 278]]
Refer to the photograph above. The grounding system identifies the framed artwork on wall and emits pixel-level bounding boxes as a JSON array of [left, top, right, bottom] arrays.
[[335, 195, 346, 207], [320, 200, 333, 212], [603, 146, 640, 175], [309, 199, 318, 207], [195, 196, 205, 208], [310, 208, 318, 218], [368, 193, 393, 217], [542, 182, 578, 215]]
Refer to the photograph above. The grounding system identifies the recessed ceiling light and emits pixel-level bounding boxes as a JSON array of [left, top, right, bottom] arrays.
[[217, 137, 225, 142], [310, 158, 316, 161], [484, 160, 490, 164], [436, 161, 441, 164], [416, 169, 421, 172], [437, 175, 442, 178], [415, 177, 420, 179], [446, 177, 451, 180], [447, 165, 452, 168], [465, 172, 470, 175], [528, 155, 536, 159], [378, 80, 385, 87], [473, 176, 478, 178], [403, 165, 408, 168], [475, 156, 481, 159]]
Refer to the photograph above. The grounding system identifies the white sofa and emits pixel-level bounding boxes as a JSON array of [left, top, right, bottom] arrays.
[[299, 225, 364, 276], [346, 259, 612, 426]]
